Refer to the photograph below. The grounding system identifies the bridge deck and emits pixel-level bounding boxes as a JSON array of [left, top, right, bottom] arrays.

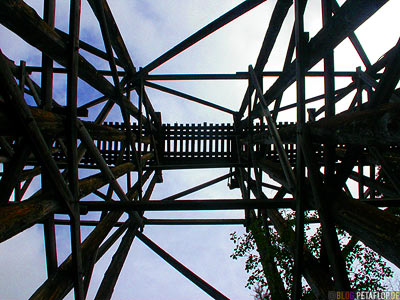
[[44, 122, 398, 169]]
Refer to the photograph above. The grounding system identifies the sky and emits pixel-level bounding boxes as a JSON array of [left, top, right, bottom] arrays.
[[0, 0, 400, 299]]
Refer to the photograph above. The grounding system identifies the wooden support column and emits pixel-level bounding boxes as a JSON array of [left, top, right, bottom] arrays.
[[300, 125, 351, 290], [321, 0, 336, 275], [293, 0, 306, 297], [41, 0, 58, 279], [66, 0, 84, 298], [249, 65, 296, 192]]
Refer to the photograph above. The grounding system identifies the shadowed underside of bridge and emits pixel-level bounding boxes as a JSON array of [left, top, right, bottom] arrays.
[[0, 0, 399, 299]]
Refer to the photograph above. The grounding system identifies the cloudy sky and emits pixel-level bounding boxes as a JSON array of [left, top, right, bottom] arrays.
[[0, 0, 399, 299]]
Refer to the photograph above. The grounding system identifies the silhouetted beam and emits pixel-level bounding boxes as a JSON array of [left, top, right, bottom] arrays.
[[95, 174, 158, 299], [255, 158, 400, 268], [86, 0, 135, 75], [78, 156, 152, 197], [238, 0, 293, 118], [55, 28, 124, 68], [251, 102, 400, 146], [81, 199, 295, 211], [95, 223, 139, 300], [250, 0, 389, 119], [332, 191, 400, 268], [16, 69, 356, 78], [137, 232, 230, 300], [94, 174, 158, 300], [161, 173, 233, 201], [145, 81, 236, 115], [0, 161, 146, 243], [51, 219, 246, 226], [4, 57, 71, 113], [329, 1, 371, 69], [255, 158, 293, 191], [0, 0, 141, 120], [137, 0, 267, 75]]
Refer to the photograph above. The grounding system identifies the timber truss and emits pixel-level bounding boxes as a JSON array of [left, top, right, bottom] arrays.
[[0, 0, 399, 299]]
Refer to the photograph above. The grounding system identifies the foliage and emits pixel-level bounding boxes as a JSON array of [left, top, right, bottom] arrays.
[[230, 211, 394, 299]]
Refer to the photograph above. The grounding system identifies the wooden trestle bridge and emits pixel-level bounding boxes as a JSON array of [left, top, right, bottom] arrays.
[[0, 0, 399, 299]]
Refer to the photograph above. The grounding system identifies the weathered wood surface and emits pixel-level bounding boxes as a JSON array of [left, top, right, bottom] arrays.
[[0, 157, 153, 243], [251, 102, 400, 146], [0, 195, 62, 243]]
